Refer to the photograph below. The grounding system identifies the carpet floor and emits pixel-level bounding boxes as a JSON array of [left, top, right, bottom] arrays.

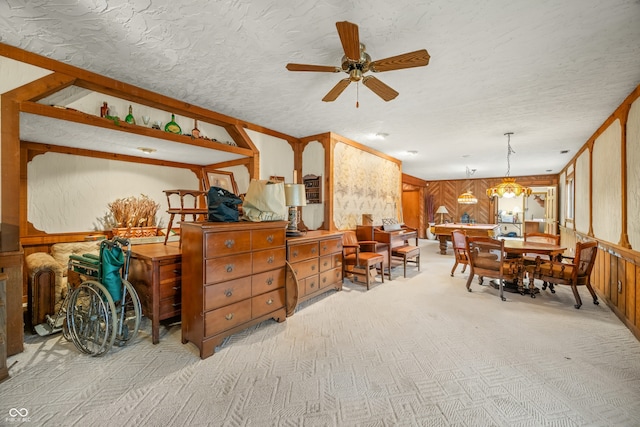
[[2, 239, 640, 426]]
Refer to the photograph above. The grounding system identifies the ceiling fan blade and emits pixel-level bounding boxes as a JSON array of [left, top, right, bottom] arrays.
[[322, 79, 351, 102], [336, 21, 361, 61], [362, 76, 399, 101], [370, 49, 431, 72], [286, 63, 341, 72]]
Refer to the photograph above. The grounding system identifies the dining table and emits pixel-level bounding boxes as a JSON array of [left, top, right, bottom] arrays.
[[499, 239, 566, 295]]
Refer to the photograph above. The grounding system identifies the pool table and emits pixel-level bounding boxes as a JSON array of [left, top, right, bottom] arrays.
[[432, 223, 500, 254]]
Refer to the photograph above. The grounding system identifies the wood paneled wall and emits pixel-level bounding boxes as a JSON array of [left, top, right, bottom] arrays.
[[561, 226, 640, 340], [422, 175, 557, 225]]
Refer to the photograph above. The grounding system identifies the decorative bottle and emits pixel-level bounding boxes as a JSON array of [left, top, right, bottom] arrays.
[[100, 102, 109, 118], [191, 119, 201, 138], [164, 114, 182, 134], [125, 105, 136, 125]]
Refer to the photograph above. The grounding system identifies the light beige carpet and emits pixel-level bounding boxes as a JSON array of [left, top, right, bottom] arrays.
[[2, 239, 640, 426]]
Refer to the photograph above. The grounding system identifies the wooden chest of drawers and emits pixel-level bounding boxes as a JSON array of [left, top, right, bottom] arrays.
[[181, 221, 288, 359], [128, 243, 182, 344], [286, 230, 343, 313]]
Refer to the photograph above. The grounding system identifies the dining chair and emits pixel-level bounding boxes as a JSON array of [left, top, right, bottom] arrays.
[[526, 240, 599, 309], [341, 231, 385, 290], [450, 230, 469, 277], [523, 232, 560, 291], [465, 236, 521, 301]]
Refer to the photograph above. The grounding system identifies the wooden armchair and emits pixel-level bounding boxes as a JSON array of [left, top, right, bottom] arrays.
[[526, 240, 599, 309], [450, 230, 469, 277], [163, 189, 208, 246], [465, 236, 521, 301], [342, 231, 385, 290], [523, 232, 560, 292]]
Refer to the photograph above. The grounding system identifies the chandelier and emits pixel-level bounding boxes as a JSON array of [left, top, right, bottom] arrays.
[[486, 132, 532, 199], [457, 166, 478, 204]]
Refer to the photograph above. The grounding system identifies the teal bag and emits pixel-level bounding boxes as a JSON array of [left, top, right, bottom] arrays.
[[100, 245, 124, 302]]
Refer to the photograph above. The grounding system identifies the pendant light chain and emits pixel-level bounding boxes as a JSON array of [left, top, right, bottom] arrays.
[[505, 132, 515, 177]]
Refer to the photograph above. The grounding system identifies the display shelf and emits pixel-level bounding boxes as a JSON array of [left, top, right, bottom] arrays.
[[303, 174, 322, 204]]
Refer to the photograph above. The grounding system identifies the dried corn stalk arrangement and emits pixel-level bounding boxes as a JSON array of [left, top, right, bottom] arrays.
[[109, 194, 160, 229]]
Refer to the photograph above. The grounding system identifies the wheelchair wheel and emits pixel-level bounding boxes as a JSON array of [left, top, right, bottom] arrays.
[[114, 279, 141, 347], [66, 280, 116, 356]]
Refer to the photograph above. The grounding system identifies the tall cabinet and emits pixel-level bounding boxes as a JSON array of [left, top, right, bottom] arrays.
[[181, 221, 288, 359]]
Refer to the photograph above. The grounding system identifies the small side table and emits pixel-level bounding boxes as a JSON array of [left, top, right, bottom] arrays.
[[128, 243, 182, 344]]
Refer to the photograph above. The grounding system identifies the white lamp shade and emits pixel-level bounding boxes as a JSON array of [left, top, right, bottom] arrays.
[[435, 205, 449, 214], [284, 183, 307, 207]]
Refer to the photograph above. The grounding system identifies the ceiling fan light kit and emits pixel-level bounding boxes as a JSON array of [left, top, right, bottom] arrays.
[[286, 21, 430, 106]]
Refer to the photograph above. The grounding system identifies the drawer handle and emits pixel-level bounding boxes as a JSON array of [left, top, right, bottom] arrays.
[[224, 239, 235, 248], [311, 247, 317, 253], [322, 277, 327, 283], [172, 303, 181, 307], [266, 299, 273, 305], [322, 245, 327, 251], [266, 277, 273, 286], [267, 256, 274, 264], [311, 265, 316, 271], [323, 261, 329, 267], [225, 289, 233, 297], [226, 264, 234, 273], [292, 249, 298, 257], [267, 235, 274, 243], [310, 282, 315, 288], [173, 269, 180, 274], [225, 313, 234, 321], [172, 286, 180, 290]]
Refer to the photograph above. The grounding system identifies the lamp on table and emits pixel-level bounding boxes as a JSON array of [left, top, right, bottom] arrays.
[[284, 183, 307, 237], [435, 205, 449, 224]]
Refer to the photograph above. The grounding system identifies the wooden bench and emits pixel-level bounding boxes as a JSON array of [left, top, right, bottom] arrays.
[[391, 245, 420, 278]]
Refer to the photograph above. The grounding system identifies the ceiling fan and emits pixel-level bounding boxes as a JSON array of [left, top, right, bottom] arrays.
[[286, 21, 430, 104]]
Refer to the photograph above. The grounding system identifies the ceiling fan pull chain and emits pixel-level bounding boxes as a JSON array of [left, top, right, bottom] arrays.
[[356, 82, 359, 108]]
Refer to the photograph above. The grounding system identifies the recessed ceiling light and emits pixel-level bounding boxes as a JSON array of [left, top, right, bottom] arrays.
[[560, 150, 570, 154], [137, 147, 156, 154], [546, 169, 552, 172]]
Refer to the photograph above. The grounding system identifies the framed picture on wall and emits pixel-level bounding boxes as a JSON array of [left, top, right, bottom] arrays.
[[269, 175, 285, 183], [204, 169, 238, 194]]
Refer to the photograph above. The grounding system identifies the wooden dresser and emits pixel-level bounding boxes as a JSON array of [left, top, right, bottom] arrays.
[[286, 231, 343, 313], [128, 243, 182, 344], [181, 221, 288, 359]]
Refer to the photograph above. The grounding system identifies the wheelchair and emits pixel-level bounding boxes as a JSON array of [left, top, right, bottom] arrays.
[[35, 236, 142, 356]]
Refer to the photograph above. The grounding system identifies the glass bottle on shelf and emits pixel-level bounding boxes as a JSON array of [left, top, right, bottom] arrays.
[[100, 102, 109, 118], [191, 119, 200, 138], [164, 114, 182, 134], [125, 105, 136, 125]]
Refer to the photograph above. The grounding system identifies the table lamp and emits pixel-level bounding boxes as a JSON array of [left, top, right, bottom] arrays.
[[435, 205, 449, 224], [284, 183, 307, 237]]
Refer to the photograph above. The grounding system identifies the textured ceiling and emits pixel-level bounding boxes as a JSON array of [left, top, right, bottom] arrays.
[[2, 0, 640, 180]]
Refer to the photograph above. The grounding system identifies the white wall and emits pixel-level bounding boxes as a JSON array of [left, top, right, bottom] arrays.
[[0, 57, 51, 216], [575, 150, 590, 234], [246, 129, 294, 182], [301, 140, 325, 230], [627, 98, 640, 249], [592, 120, 622, 243], [28, 152, 199, 233]]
